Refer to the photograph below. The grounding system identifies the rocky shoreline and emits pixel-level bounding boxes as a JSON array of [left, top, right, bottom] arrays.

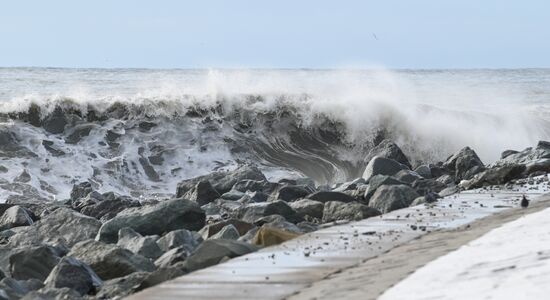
[[1, 140, 550, 299]]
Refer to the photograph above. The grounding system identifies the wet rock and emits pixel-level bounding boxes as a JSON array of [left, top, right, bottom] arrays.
[[369, 184, 420, 213], [236, 200, 300, 224], [156, 229, 202, 253], [69, 191, 104, 212], [44, 257, 102, 296], [42, 140, 65, 157], [70, 182, 94, 201], [184, 240, 258, 272], [306, 191, 355, 203], [364, 175, 406, 202], [20, 287, 82, 300], [220, 190, 246, 200], [289, 199, 324, 219], [8, 208, 101, 248], [411, 178, 448, 196], [394, 169, 423, 184], [0, 166, 7, 173], [252, 226, 300, 247], [117, 228, 163, 260], [97, 198, 205, 244], [232, 180, 279, 194], [14, 170, 31, 183], [64, 124, 94, 144], [501, 149, 519, 159], [42, 107, 68, 134], [275, 185, 310, 202], [154, 247, 188, 268], [524, 158, 550, 175], [182, 180, 220, 206], [0, 130, 36, 158], [322, 201, 381, 222], [0, 205, 33, 231], [80, 196, 141, 221], [414, 164, 432, 178], [364, 140, 412, 169], [444, 147, 485, 181], [199, 219, 254, 239], [461, 164, 526, 189], [68, 239, 155, 280], [176, 165, 267, 196], [362, 156, 408, 182], [139, 157, 160, 182], [138, 121, 157, 132], [9, 245, 61, 281]]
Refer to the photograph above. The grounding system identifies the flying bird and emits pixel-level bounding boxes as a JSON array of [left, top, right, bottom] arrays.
[[372, 33, 379, 40]]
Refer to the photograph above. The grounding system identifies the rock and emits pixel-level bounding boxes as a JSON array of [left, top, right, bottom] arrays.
[[137, 265, 185, 290], [176, 165, 267, 196], [240, 191, 269, 203], [232, 180, 279, 194], [411, 192, 441, 206], [364, 140, 412, 169], [220, 190, 246, 201], [394, 169, 423, 184], [182, 180, 220, 206], [199, 219, 254, 239], [117, 228, 163, 260], [369, 184, 420, 213], [154, 247, 188, 268], [156, 229, 202, 253], [332, 178, 366, 192], [436, 174, 455, 185], [322, 201, 381, 222], [9, 246, 61, 281], [289, 199, 324, 219], [364, 175, 406, 202], [80, 197, 141, 221], [42, 106, 68, 134], [184, 239, 258, 272], [414, 164, 432, 178], [0, 130, 36, 158], [362, 156, 408, 182], [139, 157, 160, 182], [14, 170, 31, 183], [70, 182, 93, 201], [42, 140, 65, 157], [236, 201, 300, 224], [238, 227, 260, 243], [0, 205, 33, 231], [68, 239, 155, 280], [0, 277, 30, 299], [8, 208, 101, 248], [18, 279, 44, 293], [97, 198, 205, 243], [262, 218, 303, 234], [94, 272, 149, 299], [439, 185, 459, 197], [444, 147, 485, 181], [275, 185, 310, 202], [20, 287, 82, 300], [0, 289, 6, 300], [44, 257, 102, 296], [461, 164, 526, 190], [411, 178, 448, 196], [64, 124, 94, 144], [306, 191, 355, 203], [524, 158, 550, 176], [209, 224, 240, 240], [69, 191, 103, 212], [251, 226, 300, 247], [501, 149, 519, 159]]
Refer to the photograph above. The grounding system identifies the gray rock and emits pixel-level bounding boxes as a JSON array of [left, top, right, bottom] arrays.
[[68, 240, 155, 280], [70, 182, 93, 201], [184, 240, 258, 272], [9, 246, 61, 281], [220, 190, 246, 201], [364, 175, 406, 202], [369, 184, 420, 213], [156, 229, 202, 253], [20, 287, 82, 300], [411, 178, 448, 196], [332, 178, 366, 192], [275, 185, 310, 202], [117, 228, 163, 260], [362, 156, 408, 182], [94, 272, 149, 299], [42, 106, 68, 134], [80, 197, 141, 221], [232, 180, 279, 194], [444, 147, 485, 181], [461, 164, 526, 190], [501, 149, 519, 159], [44, 257, 102, 296], [364, 140, 412, 169], [263, 219, 303, 234], [96, 198, 205, 243], [8, 207, 101, 248], [322, 201, 381, 223], [42, 140, 65, 157], [394, 169, 423, 184], [176, 165, 266, 196], [238, 227, 260, 243], [0, 205, 33, 231], [198, 219, 254, 239], [14, 170, 31, 183], [64, 124, 94, 144], [289, 199, 324, 219], [209, 224, 240, 240], [0, 289, 6, 300], [236, 201, 300, 224], [414, 164, 432, 178], [183, 180, 220, 206], [154, 247, 188, 268], [436, 174, 455, 185], [306, 191, 355, 203], [0, 277, 30, 299]]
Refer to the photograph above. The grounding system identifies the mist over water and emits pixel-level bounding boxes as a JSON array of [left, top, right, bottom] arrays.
[[0, 68, 549, 201]]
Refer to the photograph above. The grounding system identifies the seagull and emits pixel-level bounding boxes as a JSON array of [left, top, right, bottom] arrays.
[[372, 33, 379, 40], [520, 195, 529, 208]]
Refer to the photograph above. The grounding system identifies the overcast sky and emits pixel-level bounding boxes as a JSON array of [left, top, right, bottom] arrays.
[[1, 0, 549, 69]]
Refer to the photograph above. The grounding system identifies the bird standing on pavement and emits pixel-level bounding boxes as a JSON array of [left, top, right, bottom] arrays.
[[521, 195, 529, 208]]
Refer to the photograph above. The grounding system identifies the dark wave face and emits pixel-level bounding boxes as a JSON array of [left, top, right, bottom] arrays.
[[1, 68, 550, 202]]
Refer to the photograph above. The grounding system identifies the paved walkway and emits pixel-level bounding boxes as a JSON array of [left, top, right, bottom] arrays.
[[128, 180, 549, 300]]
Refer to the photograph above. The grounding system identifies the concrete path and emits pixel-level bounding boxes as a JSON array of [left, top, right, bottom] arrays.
[[128, 179, 549, 300]]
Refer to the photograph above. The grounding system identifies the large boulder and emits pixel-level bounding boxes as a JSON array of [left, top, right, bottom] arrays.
[[184, 240, 258, 272], [156, 229, 202, 253], [80, 196, 141, 221], [117, 228, 163, 260], [461, 164, 526, 190], [411, 178, 448, 196], [9, 246, 61, 281], [275, 185, 311, 202], [364, 175, 406, 202], [364, 140, 412, 169], [181, 180, 220, 206], [70, 182, 94, 201], [44, 257, 102, 296], [176, 165, 267, 196], [369, 184, 420, 213], [394, 169, 423, 184], [414, 164, 432, 179], [362, 156, 408, 182], [444, 147, 485, 181], [289, 199, 324, 219], [322, 201, 381, 223], [236, 201, 300, 224], [0, 206, 33, 231], [42, 106, 68, 134], [68, 240, 155, 280], [8, 208, 101, 248], [154, 247, 188, 268], [306, 191, 355, 203], [96, 198, 205, 243], [208, 224, 240, 240]]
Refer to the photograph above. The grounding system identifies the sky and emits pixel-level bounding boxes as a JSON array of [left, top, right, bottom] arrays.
[[0, 0, 549, 69]]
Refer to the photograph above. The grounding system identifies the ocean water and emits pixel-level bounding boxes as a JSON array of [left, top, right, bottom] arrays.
[[0, 68, 549, 202]]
